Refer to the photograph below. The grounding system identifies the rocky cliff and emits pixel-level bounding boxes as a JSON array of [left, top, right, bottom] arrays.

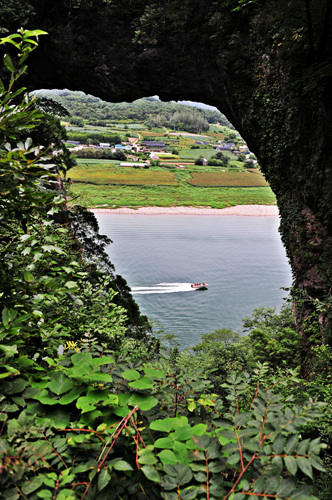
[[4, 0, 332, 349]]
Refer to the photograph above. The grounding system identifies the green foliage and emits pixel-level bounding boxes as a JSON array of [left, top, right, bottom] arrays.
[[66, 131, 122, 145], [241, 305, 301, 369], [0, 28, 330, 500], [35, 89, 229, 128]]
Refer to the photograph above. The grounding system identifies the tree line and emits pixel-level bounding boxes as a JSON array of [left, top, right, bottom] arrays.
[[1, 29, 332, 500], [35, 89, 231, 131]]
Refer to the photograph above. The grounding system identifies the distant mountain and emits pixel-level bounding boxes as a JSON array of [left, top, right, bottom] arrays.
[[178, 101, 218, 111]]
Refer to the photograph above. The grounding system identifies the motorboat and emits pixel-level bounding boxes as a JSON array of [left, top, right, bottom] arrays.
[[191, 282, 208, 290]]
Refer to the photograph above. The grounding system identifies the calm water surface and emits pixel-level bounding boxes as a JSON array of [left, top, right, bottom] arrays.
[[95, 214, 292, 348]]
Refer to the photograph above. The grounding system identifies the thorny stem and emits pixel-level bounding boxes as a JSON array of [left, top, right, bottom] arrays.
[[223, 453, 257, 500], [52, 479, 60, 500], [97, 405, 139, 471], [80, 406, 139, 500], [43, 433, 68, 469], [248, 365, 263, 411], [205, 450, 210, 500]]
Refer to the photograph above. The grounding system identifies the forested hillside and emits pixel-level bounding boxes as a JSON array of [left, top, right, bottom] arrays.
[[35, 90, 231, 133], [1, 30, 332, 500]]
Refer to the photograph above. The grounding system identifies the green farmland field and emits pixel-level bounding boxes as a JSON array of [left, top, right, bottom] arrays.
[[69, 166, 179, 186], [188, 171, 268, 187], [68, 164, 276, 208]]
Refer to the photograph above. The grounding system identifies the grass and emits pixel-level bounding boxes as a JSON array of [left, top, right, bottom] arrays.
[[179, 148, 221, 160], [74, 159, 120, 165], [69, 176, 276, 209], [188, 171, 268, 187], [69, 166, 178, 186], [66, 122, 276, 209]]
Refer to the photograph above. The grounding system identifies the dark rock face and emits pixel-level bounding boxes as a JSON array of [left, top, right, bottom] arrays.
[[8, 0, 332, 345]]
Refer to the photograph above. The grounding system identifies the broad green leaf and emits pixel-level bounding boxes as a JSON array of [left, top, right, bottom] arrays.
[[234, 411, 252, 427], [289, 485, 314, 499], [137, 449, 158, 465], [276, 478, 296, 497], [76, 397, 97, 413], [59, 387, 85, 405], [98, 468, 111, 491], [48, 374, 73, 396], [272, 455, 283, 475], [154, 436, 175, 449], [0, 439, 9, 453], [2, 378, 27, 394], [179, 486, 200, 500], [191, 423, 208, 436], [309, 455, 325, 472], [37, 489, 53, 498], [264, 474, 280, 493], [174, 464, 193, 486], [252, 476, 266, 493], [83, 372, 113, 383], [173, 426, 193, 441], [296, 438, 310, 455], [34, 389, 59, 406], [284, 434, 298, 454], [65, 281, 77, 289], [122, 369, 140, 381], [308, 437, 323, 454], [128, 393, 158, 411], [91, 357, 115, 366], [284, 455, 298, 475], [157, 450, 178, 465], [2, 307, 10, 328], [48, 408, 71, 429], [71, 352, 92, 365], [129, 377, 154, 390], [2, 307, 17, 328], [227, 453, 241, 465], [150, 417, 175, 433], [141, 465, 161, 482], [24, 271, 34, 282], [273, 433, 284, 455], [22, 475, 44, 495], [296, 456, 313, 479], [4, 54, 15, 72], [173, 441, 188, 463]]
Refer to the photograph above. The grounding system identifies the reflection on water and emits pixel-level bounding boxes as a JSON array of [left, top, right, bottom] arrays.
[[95, 214, 292, 348]]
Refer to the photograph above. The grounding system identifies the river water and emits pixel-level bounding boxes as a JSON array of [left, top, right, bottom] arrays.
[[95, 214, 292, 348]]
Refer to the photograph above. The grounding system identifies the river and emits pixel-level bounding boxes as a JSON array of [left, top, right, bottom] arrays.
[[95, 213, 292, 348]]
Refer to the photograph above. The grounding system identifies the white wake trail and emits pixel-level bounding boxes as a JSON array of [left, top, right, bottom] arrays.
[[131, 282, 194, 294]]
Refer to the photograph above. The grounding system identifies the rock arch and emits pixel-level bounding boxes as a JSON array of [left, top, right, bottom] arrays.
[[7, 0, 332, 346]]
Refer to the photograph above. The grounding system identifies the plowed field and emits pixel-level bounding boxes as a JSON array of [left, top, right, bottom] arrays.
[[188, 171, 268, 187]]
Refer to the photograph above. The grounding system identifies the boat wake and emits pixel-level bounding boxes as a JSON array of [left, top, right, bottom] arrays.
[[131, 282, 194, 295]]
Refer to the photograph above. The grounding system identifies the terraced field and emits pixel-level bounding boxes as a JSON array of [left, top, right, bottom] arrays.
[[70, 167, 179, 186], [188, 170, 268, 187]]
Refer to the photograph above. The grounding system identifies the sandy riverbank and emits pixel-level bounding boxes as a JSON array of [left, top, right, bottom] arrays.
[[91, 205, 279, 216]]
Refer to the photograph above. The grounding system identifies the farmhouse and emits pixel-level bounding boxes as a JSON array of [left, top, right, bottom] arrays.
[[141, 141, 165, 150], [217, 143, 233, 151]]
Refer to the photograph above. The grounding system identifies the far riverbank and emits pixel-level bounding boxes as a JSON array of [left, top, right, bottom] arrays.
[[91, 204, 279, 216]]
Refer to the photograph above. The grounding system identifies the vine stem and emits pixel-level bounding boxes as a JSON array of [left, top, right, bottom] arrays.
[[97, 405, 139, 470]]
